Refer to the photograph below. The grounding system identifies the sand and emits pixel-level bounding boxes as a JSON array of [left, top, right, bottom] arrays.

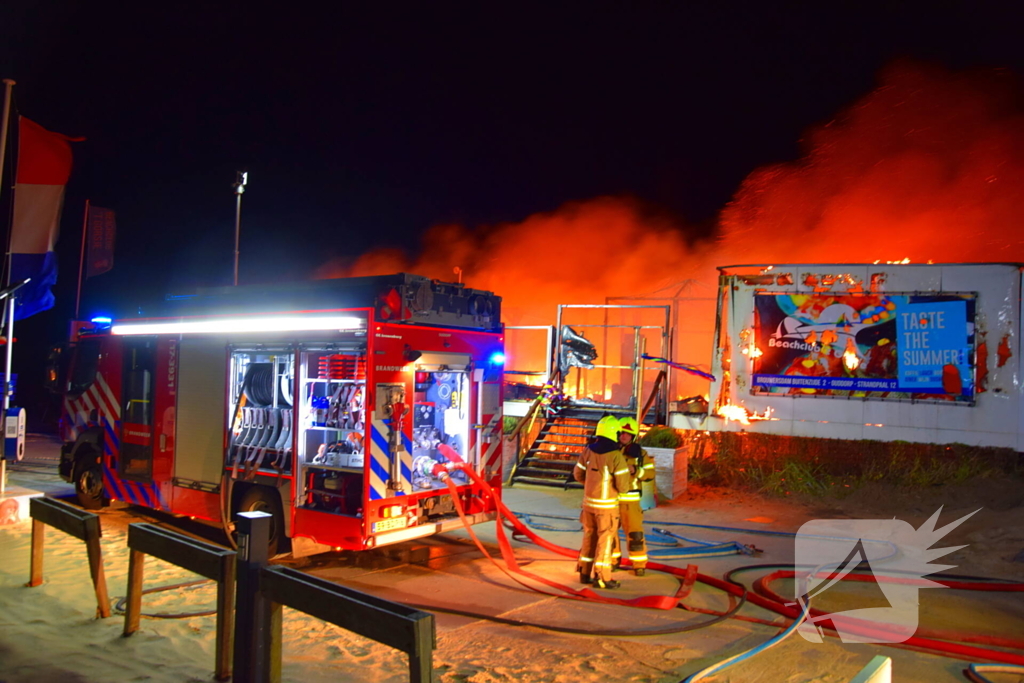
[[1, 457, 1023, 682]]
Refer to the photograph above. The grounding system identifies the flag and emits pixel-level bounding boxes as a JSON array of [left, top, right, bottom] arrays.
[[10, 117, 80, 320], [85, 205, 116, 278]]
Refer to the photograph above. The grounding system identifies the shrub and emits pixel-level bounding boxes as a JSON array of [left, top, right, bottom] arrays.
[[639, 425, 683, 449], [503, 415, 519, 435]]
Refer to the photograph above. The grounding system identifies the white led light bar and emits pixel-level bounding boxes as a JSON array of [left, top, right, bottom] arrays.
[[111, 315, 365, 336]]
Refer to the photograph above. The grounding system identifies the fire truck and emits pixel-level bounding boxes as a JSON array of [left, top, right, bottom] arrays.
[[50, 274, 504, 556]]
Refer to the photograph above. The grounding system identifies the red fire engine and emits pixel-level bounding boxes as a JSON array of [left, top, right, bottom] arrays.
[[51, 274, 504, 556]]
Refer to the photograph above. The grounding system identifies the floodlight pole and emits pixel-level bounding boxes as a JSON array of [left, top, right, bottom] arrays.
[[233, 170, 247, 286]]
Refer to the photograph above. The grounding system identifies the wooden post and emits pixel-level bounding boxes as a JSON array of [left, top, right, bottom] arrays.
[[123, 548, 145, 636], [28, 517, 44, 587], [84, 516, 111, 618], [214, 552, 236, 681], [269, 601, 283, 683], [409, 616, 434, 683]]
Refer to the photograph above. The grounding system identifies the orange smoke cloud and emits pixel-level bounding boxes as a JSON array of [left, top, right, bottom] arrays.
[[317, 61, 1024, 397], [718, 61, 1024, 264], [316, 197, 704, 326]]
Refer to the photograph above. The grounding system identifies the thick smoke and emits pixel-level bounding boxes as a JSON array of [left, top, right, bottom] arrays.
[[316, 198, 702, 326], [317, 62, 1024, 394], [718, 61, 1024, 264]]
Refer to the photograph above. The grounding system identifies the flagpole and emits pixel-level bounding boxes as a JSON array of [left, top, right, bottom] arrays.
[[0, 79, 13, 492], [0, 79, 15, 289], [75, 199, 89, 319]]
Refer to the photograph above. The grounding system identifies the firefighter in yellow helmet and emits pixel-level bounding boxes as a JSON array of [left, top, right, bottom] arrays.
[[574, 415, 632, 589], [616, 416, 656, 576]]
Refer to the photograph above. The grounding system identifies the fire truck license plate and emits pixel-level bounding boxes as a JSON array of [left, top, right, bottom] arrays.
[[372, 517, 409, 533]]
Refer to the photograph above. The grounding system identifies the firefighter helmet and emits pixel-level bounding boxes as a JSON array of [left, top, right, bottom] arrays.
[[618, 416, 639, 436], [595, 415, 619, 440]]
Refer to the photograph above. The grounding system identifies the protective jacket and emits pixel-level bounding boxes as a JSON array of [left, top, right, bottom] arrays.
[[574, 435, 631, 584], [617, 441, 656, 570], [575, 436, 632, 513], [618, 442, 655, 502]]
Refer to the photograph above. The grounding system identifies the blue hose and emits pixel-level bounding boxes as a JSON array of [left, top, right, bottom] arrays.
[[682, 592, 813, 682], [965, 663, 1024, 683]]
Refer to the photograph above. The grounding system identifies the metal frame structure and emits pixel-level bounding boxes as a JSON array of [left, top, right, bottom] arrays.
[[503, 325, 556, 385], [555, 304, 671, 420]]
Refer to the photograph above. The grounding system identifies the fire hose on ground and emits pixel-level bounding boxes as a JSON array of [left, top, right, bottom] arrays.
[[425, 460, 1024, 680], [109, 454, 1024, 680]]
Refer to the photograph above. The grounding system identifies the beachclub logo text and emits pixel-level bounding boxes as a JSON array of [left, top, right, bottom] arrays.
[[792, 508, 978, 644]]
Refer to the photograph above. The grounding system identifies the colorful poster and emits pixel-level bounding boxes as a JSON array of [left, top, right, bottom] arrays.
[[751, 293, 976, 402]]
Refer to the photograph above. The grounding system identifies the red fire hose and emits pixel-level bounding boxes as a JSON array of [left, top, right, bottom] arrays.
[[439, 461, 1024, 667]]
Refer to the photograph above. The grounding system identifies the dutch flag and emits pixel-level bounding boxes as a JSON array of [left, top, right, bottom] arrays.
[[9, 117, 79, 320]]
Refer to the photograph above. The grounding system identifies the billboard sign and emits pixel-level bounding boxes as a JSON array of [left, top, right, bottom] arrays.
[[752, 292, 976, 402]]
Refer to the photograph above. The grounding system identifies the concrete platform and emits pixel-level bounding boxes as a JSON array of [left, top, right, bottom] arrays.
[[0, 434, 75, 527]]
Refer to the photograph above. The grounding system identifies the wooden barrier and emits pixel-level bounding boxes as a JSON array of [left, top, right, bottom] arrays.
[[28, 497, 110, 618], [124, 523, 236, 681], [263, 566, 435, 682], [234, 511, 435, 683]]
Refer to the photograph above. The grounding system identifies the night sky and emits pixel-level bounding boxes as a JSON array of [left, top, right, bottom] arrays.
[[1, 2, 1022, 423]]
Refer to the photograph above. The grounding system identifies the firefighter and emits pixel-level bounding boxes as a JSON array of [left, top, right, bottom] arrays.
[[617, 416, 655, 576], [574, 415, 632, 589]]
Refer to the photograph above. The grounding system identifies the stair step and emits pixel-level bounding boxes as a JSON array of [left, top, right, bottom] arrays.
[[511, 476, 571, 488], [527, 450, 580, 458], [514, 466, 573, 479], [520, 459, 575, 469], [541, 425, 595, 433], [540, 428, 589, 438]]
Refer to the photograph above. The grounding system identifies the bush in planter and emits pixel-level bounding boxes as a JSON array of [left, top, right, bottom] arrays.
[[639, 425, 683, 449]]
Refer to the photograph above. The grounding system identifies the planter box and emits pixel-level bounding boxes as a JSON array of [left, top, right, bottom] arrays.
[[645, 446, 688, 502]]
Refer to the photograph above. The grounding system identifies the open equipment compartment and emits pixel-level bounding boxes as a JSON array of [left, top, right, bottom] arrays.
[[297, 345, 367, 517]]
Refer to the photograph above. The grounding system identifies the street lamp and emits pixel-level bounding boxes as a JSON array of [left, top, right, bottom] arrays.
[[233, 170, 248, 286]]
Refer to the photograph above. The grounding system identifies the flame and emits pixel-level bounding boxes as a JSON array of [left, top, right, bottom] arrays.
[[718, 404, 751, 425], [717, 403, 775, 425], [843, 338, 861, 372]]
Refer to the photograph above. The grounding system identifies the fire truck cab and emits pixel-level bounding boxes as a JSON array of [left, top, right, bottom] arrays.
[[52, 274, 504, 556]]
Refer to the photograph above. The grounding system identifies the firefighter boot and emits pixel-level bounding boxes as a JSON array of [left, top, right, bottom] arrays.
[[628, 531, 647, 576], [594, 578, 621, 589]]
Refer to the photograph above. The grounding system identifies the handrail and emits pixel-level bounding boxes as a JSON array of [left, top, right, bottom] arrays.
[[506, 370, 562, 483], [637, 369, 667, 425]]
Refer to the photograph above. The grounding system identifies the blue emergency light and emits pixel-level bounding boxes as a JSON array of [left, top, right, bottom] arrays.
[[489, 352, 506, 365]]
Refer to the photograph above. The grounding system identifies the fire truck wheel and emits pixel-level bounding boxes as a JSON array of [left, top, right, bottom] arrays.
[[75, 463, 106, 510], [235, 486, 284, 556]]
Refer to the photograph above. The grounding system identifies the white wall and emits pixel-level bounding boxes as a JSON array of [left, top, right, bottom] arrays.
[[707, 263, 1022, 449]]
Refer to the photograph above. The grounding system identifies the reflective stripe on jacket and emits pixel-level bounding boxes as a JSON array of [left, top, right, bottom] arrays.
[[574, 441, 631, 513], [617, 446, 655, 501]]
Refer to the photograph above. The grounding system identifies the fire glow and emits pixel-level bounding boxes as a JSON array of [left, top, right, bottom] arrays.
[[315, 63, 1024, 397], [843, 338, 861, 372], [717, 404, 775, 425]]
